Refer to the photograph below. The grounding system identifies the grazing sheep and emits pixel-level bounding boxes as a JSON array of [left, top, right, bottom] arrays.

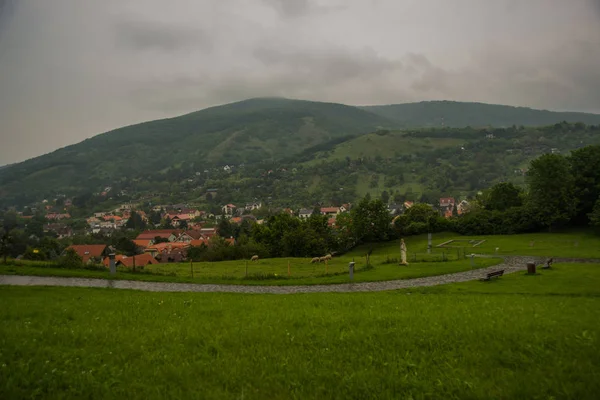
[[310, 257, 320, 263], [319, 256, 327, 262], [251, 255, 259, 262], [324, 254, 332, 260]]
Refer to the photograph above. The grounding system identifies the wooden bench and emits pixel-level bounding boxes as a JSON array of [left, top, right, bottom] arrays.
[[480, 269, 505, 281]]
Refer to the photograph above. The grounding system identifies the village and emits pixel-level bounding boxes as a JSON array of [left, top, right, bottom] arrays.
[[15, 195, 471, 268]]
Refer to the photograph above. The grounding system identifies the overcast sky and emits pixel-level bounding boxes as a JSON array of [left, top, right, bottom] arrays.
[[1, 0, 599, 165]]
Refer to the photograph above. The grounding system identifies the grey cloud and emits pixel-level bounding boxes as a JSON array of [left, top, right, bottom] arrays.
[[114, 20, 211, 52], [253, 46, 404, 84], [262, 0, 312, 17], [1, 0, 600, 165]]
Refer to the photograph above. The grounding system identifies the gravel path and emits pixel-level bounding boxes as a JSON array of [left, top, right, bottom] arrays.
[[0, 256, 548, 294]]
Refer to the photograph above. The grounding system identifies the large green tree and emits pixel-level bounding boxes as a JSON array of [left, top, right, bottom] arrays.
[[527, 154, 576, 231], [589, 196, 600, 230], [482, 182, 523, 211], [125, 211, 147, 231], [351, 197, 391, 243], [569, 145, 600, 223]]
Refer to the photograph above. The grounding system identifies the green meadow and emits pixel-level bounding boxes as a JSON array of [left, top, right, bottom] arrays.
[[1, 263, 599, 399], [2, 231, 599, 286]]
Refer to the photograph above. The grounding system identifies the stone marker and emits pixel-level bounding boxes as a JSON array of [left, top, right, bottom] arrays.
[[109, 253, 116, 275]]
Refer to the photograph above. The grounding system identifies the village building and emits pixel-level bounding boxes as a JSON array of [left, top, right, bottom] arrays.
[[66, 245, 109, 264]]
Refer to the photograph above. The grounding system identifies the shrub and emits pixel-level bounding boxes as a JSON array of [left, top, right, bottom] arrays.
[[58, 248, 84, 269]]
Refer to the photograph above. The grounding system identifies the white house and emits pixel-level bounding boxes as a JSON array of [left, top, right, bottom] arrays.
[[298, 208, 313, 219], [222, 204, 236, 216]]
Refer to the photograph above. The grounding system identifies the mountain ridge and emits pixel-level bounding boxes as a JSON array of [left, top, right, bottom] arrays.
[[1, 97, 600, 207]]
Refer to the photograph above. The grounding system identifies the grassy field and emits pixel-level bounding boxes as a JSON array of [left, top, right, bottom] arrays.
[[354, 230, 600, 260], [0, 256, 499, 286], [1, 231, 597, 286], [1, 262, 599, 399]]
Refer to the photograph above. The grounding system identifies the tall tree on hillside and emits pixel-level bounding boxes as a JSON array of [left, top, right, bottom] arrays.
[[149, 210, 162, 226], [0, 228, 13, 264], [482, 182, 523, 211], [569, 145, 600, 223], [527, 154, 576, 231], [589, 197, 600, 231], [126, 211, 147, 231], [381, 190, 390, 205], [351, 196, 391, 243], [217, 218, 234, 238]]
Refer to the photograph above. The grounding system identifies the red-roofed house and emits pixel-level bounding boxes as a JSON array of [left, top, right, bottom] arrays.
[[46, 213, 71, 220], [144, 242, 190, 257], [176, 230, 204, 243], [320, 207, 341, 216], [403, 201, 414, 209], [133, 239, 153, 249], [66, 245, 108, 264], [102, 253, 158, 268], [136, 230, 180, 242], [439, 197, 456, 208]]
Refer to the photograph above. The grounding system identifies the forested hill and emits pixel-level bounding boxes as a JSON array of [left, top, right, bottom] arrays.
[[1, 97, 600, 207], [0, 98, 392, 205], [361, 101, 600, 128]]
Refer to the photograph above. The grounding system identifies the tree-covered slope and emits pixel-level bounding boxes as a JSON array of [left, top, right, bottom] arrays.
[[2, 97, 600, 207], [0, 98, 392, 205], [361, 101, 600, 128]]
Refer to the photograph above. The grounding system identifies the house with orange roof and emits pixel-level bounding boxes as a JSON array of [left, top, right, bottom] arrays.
[[176, 230, 204, 243], [102, 253, 158, 268], [66, 245, 108, 264], [133, 239, 153, 249], [144, 242, 190, 257], [403, 201, 414, 209], [136, 230, 181, 242], [320, 207, 341, 217], [46, 213, 71, 220]]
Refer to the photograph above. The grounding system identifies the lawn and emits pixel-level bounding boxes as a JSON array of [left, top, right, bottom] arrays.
[[1, 263, 599, 399], [0, 256, 499, 286], [355, 230, 600, 259]]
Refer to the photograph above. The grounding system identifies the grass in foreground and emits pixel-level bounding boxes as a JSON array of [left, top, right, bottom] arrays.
[[1, 263, 599, 399], [0, 257, 499, 286]]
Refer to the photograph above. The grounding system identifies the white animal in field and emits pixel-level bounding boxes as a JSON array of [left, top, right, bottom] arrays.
[[324, 254, 332, 260], [310, 257, 320, 263], [251, 255, 259, 262]]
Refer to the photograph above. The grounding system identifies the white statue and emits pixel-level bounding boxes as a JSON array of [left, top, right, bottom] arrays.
[[400, 238, 408, 265]]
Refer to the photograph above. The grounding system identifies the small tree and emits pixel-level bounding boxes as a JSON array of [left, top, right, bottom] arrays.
[[60, 248, 84, 269], [589, 197, 600, 231], [0, 228, 13, 264]]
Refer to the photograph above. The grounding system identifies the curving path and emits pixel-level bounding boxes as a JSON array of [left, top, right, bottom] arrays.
[[0, 256, 551, 294]]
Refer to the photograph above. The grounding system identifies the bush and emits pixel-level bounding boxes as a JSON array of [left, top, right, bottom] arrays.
[[58, 248, 84, 269], [452, 206, 539, 235], [23, 247, 48, 261]]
